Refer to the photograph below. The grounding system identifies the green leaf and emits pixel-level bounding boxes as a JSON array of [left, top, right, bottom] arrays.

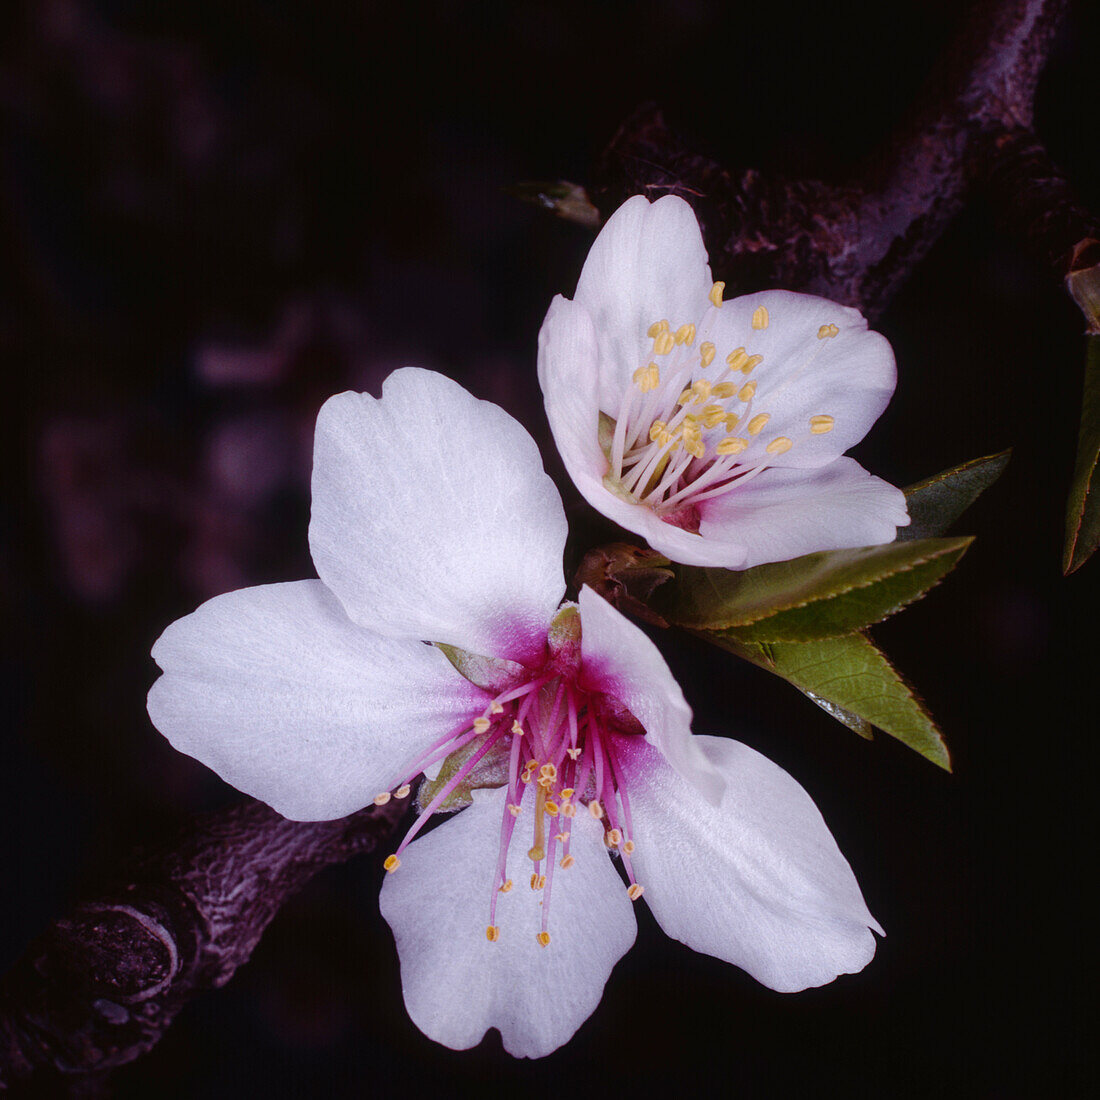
[[1063, 335, 1100, 573], [656, 538, 972, 639], [899, 450, 1011, 540], [415, 736, 512, 815], [703, 631, 949, 769]]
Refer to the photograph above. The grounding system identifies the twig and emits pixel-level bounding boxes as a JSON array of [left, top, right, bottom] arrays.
[[0, 798, 406, 1090], [596, 0, 1070, 319]]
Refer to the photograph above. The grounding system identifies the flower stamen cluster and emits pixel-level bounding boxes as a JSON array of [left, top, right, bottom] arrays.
[[607, 290, 839, 527], [380, 613, 645, 948]]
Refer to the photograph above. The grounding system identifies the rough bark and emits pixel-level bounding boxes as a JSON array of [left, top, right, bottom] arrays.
[[0, 798, 406, 1092], [595, 0, 1071, 319]]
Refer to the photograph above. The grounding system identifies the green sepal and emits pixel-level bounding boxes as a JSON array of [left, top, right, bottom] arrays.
[[899, 450, 1011, 541], [654, 537, 972, 640], [704, 631, 949, 769], [433, 643, 526, 693], [1063, 335, 1100, 573], [415, 736, 513, 815]]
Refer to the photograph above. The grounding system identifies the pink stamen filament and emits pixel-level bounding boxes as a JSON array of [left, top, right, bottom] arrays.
[[394, 724, 506, 857], [394, 665, 645, 946]]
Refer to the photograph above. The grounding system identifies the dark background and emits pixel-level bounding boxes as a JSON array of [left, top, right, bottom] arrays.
[[1, 1, 1094, 1095]]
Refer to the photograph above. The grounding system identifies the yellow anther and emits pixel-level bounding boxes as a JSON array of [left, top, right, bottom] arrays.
[[489, 701, 504, 714], [709, 281, 725, 307], [560, 788, 574, 800], [589, 800, 604, 819], [537, 776, 555, 790], [633, 362, 660, 392], [526, 759, 540, 771], [554, 831, 571, 842], [627, 883, 645, 901], [741, 354, 763, 374], [511, 720, 524, 736], [606, 828, 623, 847], [545, 801, 560, 817], [562, 803, 577, 818], [674, 322, 696, 346], [539, 763, 558, 780], [383, 855, 401, 873], [817, 323, 839, 339], [711, 382, 737, 399], [473, 717, 491, 733], [751, 305, 770, 330], [528, 845, 545, 862], [738, 381, 757, 402], [649, 420, 668, 443], [716, 436, 749, 456], [520, 770, 533, 784], [700, 341, 716, 368], [508, 803, 522, 817], [723, 413, 740, 431], [622, 840, 636, 855], [536, 931, 552, 948], [373, 791, 391, 806], [766, 436, 793, 455], [653, 331, 675, 355], [677, 388, 694, 407], [702, 404, 727, 429], [691, 379, 712, 400], [681, 420, 703, 459], [395, 784, 411, 799], [747, 413, 771, 435], [809, 414, 835, 434], [560, 854, 576, 870], [726, 347, 748, 370], [499, 879, 513, 893], [486, 925, 500, 942], [567, 747, 581, 760], [530, 873, 547, 891], [647, 319, 669, 338]]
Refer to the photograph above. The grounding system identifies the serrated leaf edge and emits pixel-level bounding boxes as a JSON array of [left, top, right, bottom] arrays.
[[901, 449, 1012, 497], [713, 549, 971, 643], [671, 537, 973, 631]]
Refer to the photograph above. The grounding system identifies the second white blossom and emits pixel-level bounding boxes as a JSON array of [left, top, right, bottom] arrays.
[[538, 194, 909, 568]]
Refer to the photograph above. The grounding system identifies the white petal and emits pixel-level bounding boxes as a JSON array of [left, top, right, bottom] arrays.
[[538, 294, 607, 484], [379, 785, 636, 1058], [699, 457, 909, 568], [578, 586, 723, 804], [148, 580, 486, 821], [704, 289, 895, 469], [309, 369, 567, 665], [574, 195, 713, 411], [623, 735, 882, 992]]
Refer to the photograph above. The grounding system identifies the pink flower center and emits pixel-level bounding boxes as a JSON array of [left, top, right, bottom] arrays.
[[378, 629, 645, 947]]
